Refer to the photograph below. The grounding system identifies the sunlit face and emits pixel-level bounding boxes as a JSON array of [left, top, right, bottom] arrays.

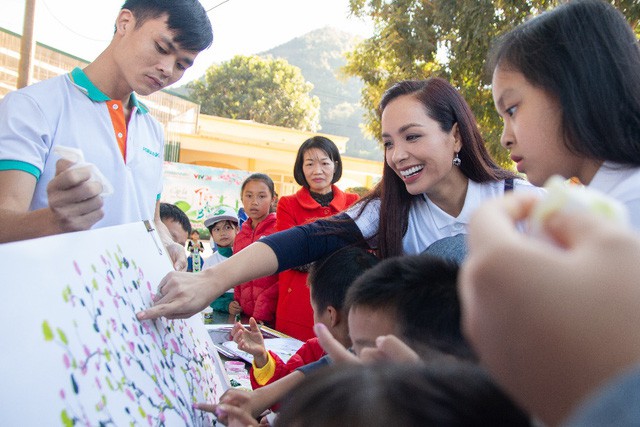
[[114, 11, 198, 96], [162, 219, 188, 246], [381, 94, 463, 196], [209, 221, 238, 248], [492, 66, 581, 186], [241, 180, 274, 225], [348, 306, 399, 356], [302, 147, 336, 195]]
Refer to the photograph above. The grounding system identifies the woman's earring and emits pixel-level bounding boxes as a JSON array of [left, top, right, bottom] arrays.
[[453, 153, 461, 167]]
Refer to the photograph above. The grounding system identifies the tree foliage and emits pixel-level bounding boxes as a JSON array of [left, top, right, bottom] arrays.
[[345, 0, 640, 168], [188, 55, 321, 132]]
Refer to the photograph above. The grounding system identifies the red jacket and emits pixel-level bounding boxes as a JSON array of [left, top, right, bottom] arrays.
[[275, 186, 359, 340], [249, 337, 325, 390], [233, 213, 278, 323]]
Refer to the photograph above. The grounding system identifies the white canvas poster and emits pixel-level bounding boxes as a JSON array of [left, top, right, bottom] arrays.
[[0, 221, 228, 426]]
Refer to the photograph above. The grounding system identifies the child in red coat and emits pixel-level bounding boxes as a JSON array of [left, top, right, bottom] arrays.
[[230, 246, 379, 390], [231, 173, 279, 325]]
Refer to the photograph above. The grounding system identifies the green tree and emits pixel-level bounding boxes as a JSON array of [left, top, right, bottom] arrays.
[[188, 55, 321, 132], [345, 0, 640, 168]]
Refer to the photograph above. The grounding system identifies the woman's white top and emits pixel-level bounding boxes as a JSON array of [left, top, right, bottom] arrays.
[[346, 179, 545, 254]]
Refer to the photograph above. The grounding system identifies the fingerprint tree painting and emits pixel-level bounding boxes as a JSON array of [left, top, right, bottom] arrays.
[[41, 244, 222, 426]]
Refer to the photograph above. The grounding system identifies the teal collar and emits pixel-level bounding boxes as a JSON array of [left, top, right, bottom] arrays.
[[69, 67, 149, 114], [217, 246, 233, 258]]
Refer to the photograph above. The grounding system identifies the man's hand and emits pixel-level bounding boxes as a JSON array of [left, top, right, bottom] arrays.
[[165, 241, 187, 271], [47, 158, 104, 232]]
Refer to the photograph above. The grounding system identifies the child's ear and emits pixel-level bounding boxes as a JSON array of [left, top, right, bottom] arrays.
[[327, 305, 340, 328]]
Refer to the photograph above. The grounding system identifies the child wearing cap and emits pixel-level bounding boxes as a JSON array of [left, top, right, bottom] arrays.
[[203, 206, 240, 313]]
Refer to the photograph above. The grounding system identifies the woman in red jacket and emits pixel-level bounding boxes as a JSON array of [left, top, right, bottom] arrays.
[[232, 173, 279, 325], [275, 136, 359, 340]]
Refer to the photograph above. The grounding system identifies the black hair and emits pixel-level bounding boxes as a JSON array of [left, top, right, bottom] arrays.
[[241, 173, 276, 199], [159, 202, 191, 234], [487, 0, 640, 165], [307, 247, 379, 313], [206, 219, 238, 235], [120, 0, 213, 52], [345, 253, 474, 359], [358, 78, 517, 258], [293, 136, 343, 188], [276, 361, 532, 427]]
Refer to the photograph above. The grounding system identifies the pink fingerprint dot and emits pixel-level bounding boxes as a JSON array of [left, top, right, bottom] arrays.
[[128, 341, 135, 352], [126, 389, 135, 401], [73, 261, 81, 275], [170, 339, 179, 353], [59, 389, 65, 399], [63, 354, 70, 369], [159, 412, 165, 422], [84, 345, 91, 357]]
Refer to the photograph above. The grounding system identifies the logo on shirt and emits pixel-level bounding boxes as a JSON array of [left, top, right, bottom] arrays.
[[142, 147, 160, 158]]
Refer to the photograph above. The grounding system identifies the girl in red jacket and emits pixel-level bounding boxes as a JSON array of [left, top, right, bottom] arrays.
[[275, 136, 359, 340], [231, 173, 279, 325]]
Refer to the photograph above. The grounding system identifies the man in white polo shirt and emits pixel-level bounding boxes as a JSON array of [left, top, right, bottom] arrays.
[[0, 0, 212, 269]]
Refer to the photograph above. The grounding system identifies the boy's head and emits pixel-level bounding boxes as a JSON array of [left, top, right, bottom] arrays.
[[307, 247, 379, 348], [276, 361, 532, 427], [204, 206, 239, 248], [159, 202, 191, 246], [112, 0, 213, 94], [190, 230, 200, 241], [345, 253, 474, 359], [120, 0, 213, 52]]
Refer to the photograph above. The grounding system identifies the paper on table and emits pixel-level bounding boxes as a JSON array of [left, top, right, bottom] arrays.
[[222, 338, 304, 364]]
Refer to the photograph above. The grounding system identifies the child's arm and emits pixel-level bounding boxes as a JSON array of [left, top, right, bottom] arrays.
[[196, 371, 307, 423]]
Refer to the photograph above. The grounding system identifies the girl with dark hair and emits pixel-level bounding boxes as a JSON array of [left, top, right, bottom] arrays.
[[230, 173, 279, 325], [488, 0, 640, 229], [138, 78, 544, 322], [275, 136, 359, 340]]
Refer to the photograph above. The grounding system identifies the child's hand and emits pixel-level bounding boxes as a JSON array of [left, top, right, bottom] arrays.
[[195, 388, 259, 426], [228, 300, 242, 315], [232, 317, 269, 367]]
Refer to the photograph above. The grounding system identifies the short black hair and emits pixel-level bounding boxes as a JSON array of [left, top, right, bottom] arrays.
[[121, 0, 213, 52], [307, 246, 379, 313], [293, 136, 343, 188], [159, 202, 191, 234], [346, 253, 473, 359], [276, 361, 532, 427]]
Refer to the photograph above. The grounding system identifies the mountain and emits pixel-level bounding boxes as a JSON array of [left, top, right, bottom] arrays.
[[178, 27, 382, 161], [258, 27, 381, 160]]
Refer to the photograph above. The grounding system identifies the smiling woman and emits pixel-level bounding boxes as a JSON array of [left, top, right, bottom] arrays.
[[135, 77, 546, 323]]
